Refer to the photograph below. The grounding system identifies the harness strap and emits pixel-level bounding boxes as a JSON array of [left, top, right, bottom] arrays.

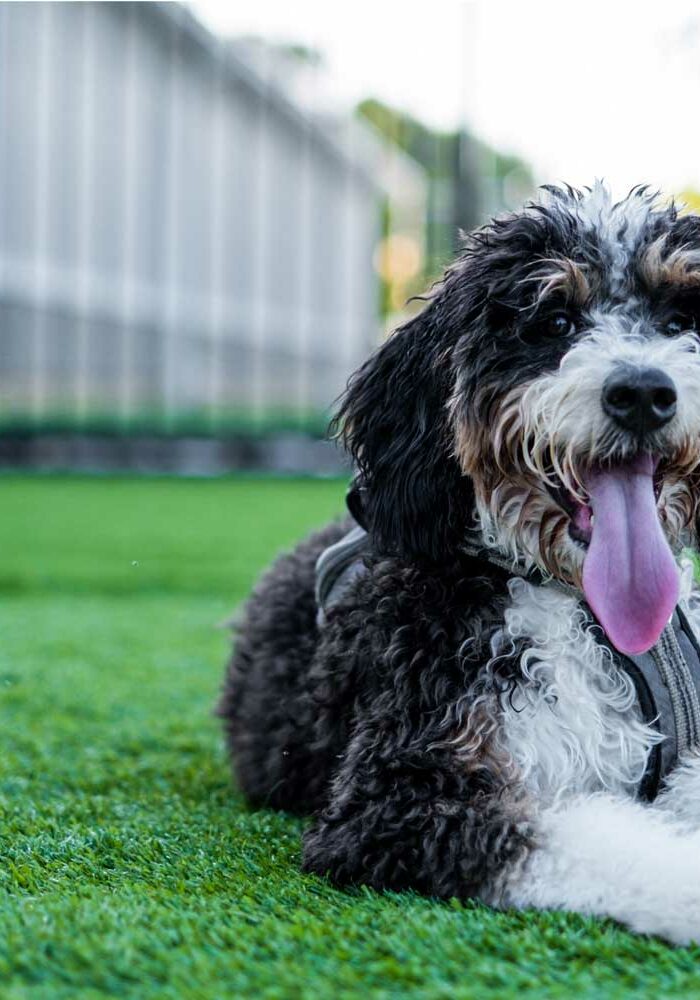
[[615, 611, 700, 799], [651, 621, 700, 758], [314, 524, 368, 628]]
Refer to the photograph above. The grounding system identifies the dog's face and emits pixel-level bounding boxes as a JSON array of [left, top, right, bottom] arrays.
[[338, 184, 700, 654]]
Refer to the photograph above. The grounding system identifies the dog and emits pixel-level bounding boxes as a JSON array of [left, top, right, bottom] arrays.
[[219, 183, 700, 944]]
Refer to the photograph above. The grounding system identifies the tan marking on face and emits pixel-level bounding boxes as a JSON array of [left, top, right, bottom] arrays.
[[451, 379, 580, 582], [641, 234, 700, 289], [528, 257, 593, 307], [452, 418, 490, 479], [451, 382, 526, 483]]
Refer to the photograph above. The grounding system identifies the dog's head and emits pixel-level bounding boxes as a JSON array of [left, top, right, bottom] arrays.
[[335, 183, 700, 655]]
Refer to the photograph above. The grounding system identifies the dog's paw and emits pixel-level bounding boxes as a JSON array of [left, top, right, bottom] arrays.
[[505, 794, 700, 945]]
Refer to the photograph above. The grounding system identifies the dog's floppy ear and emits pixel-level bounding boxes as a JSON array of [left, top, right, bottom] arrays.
[[334, 296, 474, 562]]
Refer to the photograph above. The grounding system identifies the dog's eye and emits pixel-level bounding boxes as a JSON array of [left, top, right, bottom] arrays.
[[520, 310, 577, 346], [544, 311, 576, 338], [664, 313, 697, 336]]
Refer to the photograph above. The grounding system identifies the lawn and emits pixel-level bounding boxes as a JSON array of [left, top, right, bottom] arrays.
[[2, 474, 700, 999]]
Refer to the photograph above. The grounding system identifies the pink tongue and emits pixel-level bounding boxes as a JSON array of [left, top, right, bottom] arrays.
[[582, 454, 679, 655]]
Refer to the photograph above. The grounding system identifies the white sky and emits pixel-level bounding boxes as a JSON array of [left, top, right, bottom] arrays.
[[189, 0, 700, 198]]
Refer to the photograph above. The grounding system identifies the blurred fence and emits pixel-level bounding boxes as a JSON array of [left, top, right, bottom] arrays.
[[0, 1, 391, 437]]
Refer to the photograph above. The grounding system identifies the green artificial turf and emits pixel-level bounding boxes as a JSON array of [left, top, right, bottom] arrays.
[[2, 474, 700, 999]]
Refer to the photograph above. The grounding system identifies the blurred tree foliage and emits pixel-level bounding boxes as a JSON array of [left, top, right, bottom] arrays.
[[358, 98, 534, 282], [678, 188, 700, 214]]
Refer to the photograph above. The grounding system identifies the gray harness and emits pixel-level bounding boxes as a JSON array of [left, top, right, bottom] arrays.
[[315, 523, 700, 801]]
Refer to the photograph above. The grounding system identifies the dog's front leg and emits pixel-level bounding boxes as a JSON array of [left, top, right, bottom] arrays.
[[304, 713, 700, 943], [302, 715, 535, 901], [501, 793, 700, 945]]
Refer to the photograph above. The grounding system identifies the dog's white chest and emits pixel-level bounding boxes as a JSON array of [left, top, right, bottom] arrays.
[[492, 579, 659, 806]]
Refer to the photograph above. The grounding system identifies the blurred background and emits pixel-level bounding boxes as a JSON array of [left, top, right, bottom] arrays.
[[2, 0, 700, 475]]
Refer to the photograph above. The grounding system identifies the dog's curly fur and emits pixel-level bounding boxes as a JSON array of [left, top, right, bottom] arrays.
[[221, 534, 535, 896], [220, 183, 700, 944]]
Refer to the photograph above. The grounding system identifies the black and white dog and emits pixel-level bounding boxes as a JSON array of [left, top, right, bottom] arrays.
[[220, 183, 700, 944]]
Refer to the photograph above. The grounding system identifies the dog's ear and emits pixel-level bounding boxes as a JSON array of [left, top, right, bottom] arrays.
[[334, 297, 474, 562]]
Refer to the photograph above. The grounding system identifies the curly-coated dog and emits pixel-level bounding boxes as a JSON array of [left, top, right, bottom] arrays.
[[220, 183, 700, 944]]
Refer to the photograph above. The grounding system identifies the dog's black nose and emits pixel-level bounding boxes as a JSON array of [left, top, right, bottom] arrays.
[[602, 366, 677, 433]]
